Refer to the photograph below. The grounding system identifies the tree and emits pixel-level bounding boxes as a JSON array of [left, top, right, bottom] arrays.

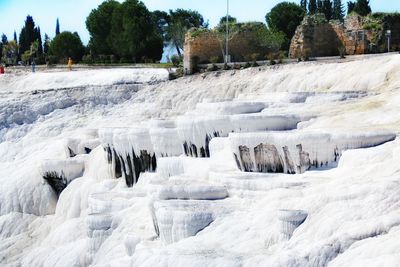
[[333, 0, 345, 20], [109, 0, 163, 62], [49, 31, 85, 62], [35, 27, 43, 56], [1, 34, 9, 63], [21, 40, 39, 64], [347, 1, 355, 14], [166, 9, 207, 56], [322, 0, 333, 20], [86, 0, 120, 55], [309, 0, 317, 14], [19, 15, 36, 56], [152, 10, 170, 37], [300, 0, 308, 12], [43, 34, 50, 55], [317, 0, 323, 13], [2, 41, 18, 65], [253, 25, 286, 53], [266, 2, 305, 50], [55, 18, 60, 36], [1, 34, 8, 45], [219, 15, 237, 25], [213, 20, 240, 62], [13, 31, 17, 42], [353, 0, 371, 16]]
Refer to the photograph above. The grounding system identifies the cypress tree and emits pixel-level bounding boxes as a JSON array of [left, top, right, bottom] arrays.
[[347, 1, 355, 14], [13, 31, 17, 42], [1, 34, 8, 45], [300, 0, 308, 12], [317, 0, 323, 13], [55, 18, 60, 36], [323, 0, 333, 20], [353, 0, 371, 16], [19, 15, 36, 56], [43, 34, 50, 55], [309, 0, 317, 14], [333, 0, 345, 20], [35, 27, 43, 56], [1, 34, 8, 62]]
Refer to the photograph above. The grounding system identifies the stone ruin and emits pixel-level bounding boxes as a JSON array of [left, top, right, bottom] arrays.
[[289, 13, 400, 58]]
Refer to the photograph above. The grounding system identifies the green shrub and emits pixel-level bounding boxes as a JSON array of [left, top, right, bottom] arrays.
[[244, 54, 253, 62], [233, 63, 241, 70], [169, 67, 184, 80], [82, 54, 94, 64], [243, 62, 251, 68], [209, 56, 220, 64], [278, 51, 286, 64], [171, 54, 183, 67], [250, 53, 260, 62], [207, 63, 219, 72], [223, 63, 231, 70]]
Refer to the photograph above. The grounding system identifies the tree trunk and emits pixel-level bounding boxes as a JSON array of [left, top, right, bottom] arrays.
[[175, 43, 181, 57]]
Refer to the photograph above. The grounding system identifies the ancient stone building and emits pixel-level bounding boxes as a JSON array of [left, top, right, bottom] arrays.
[[183, 23, 272, 74], [289, 14, 400, 59]]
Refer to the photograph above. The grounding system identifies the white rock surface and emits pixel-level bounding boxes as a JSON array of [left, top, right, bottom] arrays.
[[1, 56, 400, 266]]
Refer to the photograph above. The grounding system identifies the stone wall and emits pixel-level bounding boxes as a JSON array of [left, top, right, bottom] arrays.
[[183, 24, 271, 74], [289, 15, 370, 58], [289, 14, 399, 59]]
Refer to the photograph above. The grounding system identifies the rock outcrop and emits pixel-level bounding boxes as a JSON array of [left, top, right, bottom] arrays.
[[289, 14, 400, 58]]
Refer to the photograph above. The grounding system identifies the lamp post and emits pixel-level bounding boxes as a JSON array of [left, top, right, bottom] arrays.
[[225, 0, 229, 64], [386, 30, 391, 53]]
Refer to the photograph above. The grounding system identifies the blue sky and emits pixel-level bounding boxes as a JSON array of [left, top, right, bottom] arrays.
[[0, 0, 399, 44]]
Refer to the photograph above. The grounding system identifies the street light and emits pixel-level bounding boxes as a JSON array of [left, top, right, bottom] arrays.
[[386, 30, 391, 53], [225, 0, 229, 64]]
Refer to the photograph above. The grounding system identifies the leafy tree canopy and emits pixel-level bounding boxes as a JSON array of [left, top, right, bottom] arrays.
[[109, 0, 163, 62], [165, 8, 208, 56], [49, 31, 85, 62], [266, 2, 305, 50], [218, 15, 237, 26], [86, 0, 120, 55], [352, 0, 371, 16]]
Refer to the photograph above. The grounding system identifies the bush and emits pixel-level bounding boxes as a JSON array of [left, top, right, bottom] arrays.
[[244, 54, 253, 62], [266, 52, 278, 62], [233, 63, 241, 70], [47, 55, 58, 65], [207, 63, 219, 72], [270, 60, 276, 65], [223, 63, 231, 70], [119, 57, 131, 64], [278, 51, 286, 64], [209, 56, 220, 64], [171, 54, 183, 67], [243, 62, 251, 68], [250, 53, 260, 62], [21, 51, 31, 65], [169, 67, 184, 80], [82, 54, 94, 64]]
